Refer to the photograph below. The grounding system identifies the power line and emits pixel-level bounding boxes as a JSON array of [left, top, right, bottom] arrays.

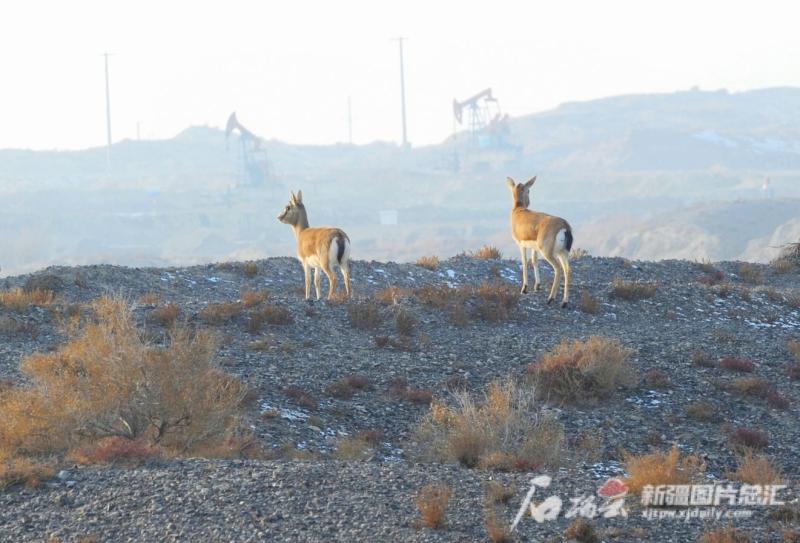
[[392, 37, 408, 147]]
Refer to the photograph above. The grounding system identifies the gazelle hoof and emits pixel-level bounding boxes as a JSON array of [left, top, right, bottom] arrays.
[[534, 284, 541, 292], [547, 297, 554, 305], [521, 285, 528, 294], [561, 301, 568, 309]]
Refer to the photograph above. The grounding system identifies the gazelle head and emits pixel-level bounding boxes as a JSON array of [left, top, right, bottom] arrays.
[[277, 190, 305, 225], [506, 176, 536, 208]]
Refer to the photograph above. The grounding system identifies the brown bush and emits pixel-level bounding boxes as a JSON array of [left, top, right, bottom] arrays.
[[643, 368, 671, 389], [610, 278, 657, 301], [738, 263, 762, 284], [282, 386, 318, 410], [67, 436, 162, 465], [0, 297, 245, 459], [730, 427, 769, 450], [388, 378, 432, 405], [731, 377, 771, 398], [0, 288, 54, 311], [474, 281, 519, 323], [771, 258, 794, 274], [416, 256, 440, 271], [484, 480, 515, 504], [788, 340, 800, 361], [564, 518, 599, 543], [473, 245, 502, 260], [242, 262, 259, 278], [200, 302, 243, 324], [347, 301, 382, 330], [138, 292, 161, 306], [484, 506, 512, 542], [395, 309, 416, 336], [414, 378, 563, 470], [0, 456, 54, 489], [686, 402, 716, 422], [415, 484, 451, 529], [788, 363, 800, 381], [241, 289, 268, 308], [248, 304, 293, 332], [767, 389, 790, 410], [529, 337, 635, 403], [728, 451, 783, 485], [624, 445, 705, 494], [149, 304, 180, 327], [333, 436, 375, 461], [414, 285, 466, 309], [355, 430, 384, 446], [579, 290, 600, 314], [691, 349, 715, 368], [698, 270, 726, 286], [698, 527, 751, 543], [374, 287, 410, 306], [719, 356, 755, 373]]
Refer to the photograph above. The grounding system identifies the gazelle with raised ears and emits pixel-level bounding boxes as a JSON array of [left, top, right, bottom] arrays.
[[506, 176, 573, 308], [277, 190, 352, 300]]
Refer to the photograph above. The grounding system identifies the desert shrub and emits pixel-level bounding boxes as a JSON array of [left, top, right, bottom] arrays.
[[416, 256, 440, 271], [624, 445, 705, 494], [149, 304, 180, 327], [529, 337, 635, 403], [730, 427, 769, 450], [698, 270, 726, 286], [484, 480, 515, 504], [374, 286, 410, 306], [643, 368, 671, 389], [719, 357, 755, 373], [415, 285, 465, 309], [772, 258, 794, 274], [333, 436, 375, 461], [395, 308, 416, 336], [788, 363, 800, 381], [579, 290, 600, 314], [686, 402, 716, 422], [691, 349, 715, 368], [570, 248, 590, 259], [698, 527, 751, 543], [728, 451, 783, 485], [0, 457, 54, 489], [414, 378, 563, 470], [415, 484, 451, 529], [766, 389, 790, 410], [473, 245, 502, 260], [610, 278, 657, 301], [241, 289, 268, 308], [326, 376, 370, 400], [388, 378, 433, 405], [0, 297, 246, 458], [67, 436, 162, 465], [788, 340, 800, 361], [564, 518, 599, 543], [0, 288, 54, 311], [242, 262, 259, 278], [484, 506, 512, 542], [248, 304, 293, 332], [347, 301, 382, 330], [138, 292, 161, 306], [474, 281, 519, 323], [732, 377, 771, 398], [738, 263, 762, 284], [786, 291, 800, 310], [282, 386, 318, 410], [200, 302, 242, 324]]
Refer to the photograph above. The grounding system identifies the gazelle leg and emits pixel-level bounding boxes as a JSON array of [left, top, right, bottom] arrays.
[[324, 266, 338, 300], [303, 262, 311, 300], [532, 250, 541, 292], [340, 263, 351, 297], [519, 245, 529, 294], [542, 254, 561, 304], [313, 267, 322, 300], [557, 253, 571, 308]]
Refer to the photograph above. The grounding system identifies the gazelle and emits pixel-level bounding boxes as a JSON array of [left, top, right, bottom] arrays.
[[506, 176, 573, 308], [277, 190, 351, 300]]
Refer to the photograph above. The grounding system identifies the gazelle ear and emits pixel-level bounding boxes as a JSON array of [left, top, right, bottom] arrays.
[[524, 176, 537, 188], [295, 190, 303, 203], [289, 191, 296, 203], [506, 177, 516, 189]]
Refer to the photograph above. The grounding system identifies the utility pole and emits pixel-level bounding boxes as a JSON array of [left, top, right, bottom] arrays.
[[392, 37, 408, 147], [347, 96, 353, 144], [103, 52, 113, 172]]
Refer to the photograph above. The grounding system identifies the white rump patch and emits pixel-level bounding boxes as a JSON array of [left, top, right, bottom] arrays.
[[555, 229, 569, 251]]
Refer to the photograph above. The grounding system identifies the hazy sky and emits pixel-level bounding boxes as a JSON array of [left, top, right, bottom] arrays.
[[1, 0, 798, 150]]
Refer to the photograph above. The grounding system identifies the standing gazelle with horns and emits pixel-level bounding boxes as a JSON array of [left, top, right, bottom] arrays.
[[506, 176, 573, 308], [277, 190, 351, 300]]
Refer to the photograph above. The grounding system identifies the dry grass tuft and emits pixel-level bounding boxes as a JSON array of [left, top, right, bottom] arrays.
[[395, 308, 416, 336], [529, 337, 635, 403], [474, 281, 519, 323], [564, 518, 599, 543], [415, 484, 451, 529], [416, 256, 440, 271], [698, 526, 751, 543], [610, 278, 657, 301], [138, 292, 161, 306], [200, 302, 243, 324], [325, 375, 371, 400], [149, 303, 180, 327], [67, 436, 162, 465], [333, 436, 375, 461], [719, 356, 755, 373], [484, 506, 512, 542], [374, 286, 410, 306], [738, 263, 762, 284], [241, 289, 268, 308], [624, 445, 705, 494], [691, 349, 715, 368], [0, 296, 246, 460], [389, 378, 433, 405], [347, 301, 382, 330], [728, 451, 783, 485], [571, 247, 590, 259], [788, 340, 800, 361], [282, 386, 318, 411], [730, 427, 769, 450], [0, 457, 55, 489], [686, 401, 717, 422], [247, 304, 293, 332], [473, 245, 503, 260], [731, 377, 770, 398], [242, 262, 259, 278], [414, 378, 563, 471], [643, 368, 671, 389], [579, 290, 600, 314], [0, 288, 54, 311], [698, 270, 726, 286], [484, 480, 515, 504]]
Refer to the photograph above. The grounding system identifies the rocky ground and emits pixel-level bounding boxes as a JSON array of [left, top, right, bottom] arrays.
[[1, 253, 799, 542]]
